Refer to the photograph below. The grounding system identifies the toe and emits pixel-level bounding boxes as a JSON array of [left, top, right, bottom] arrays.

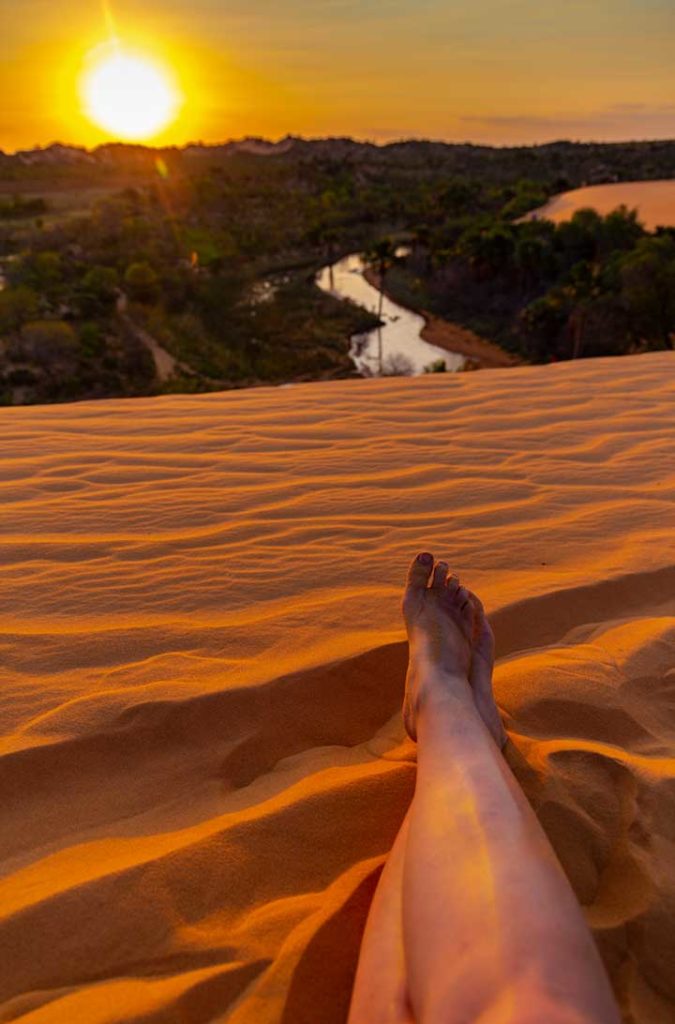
[[456, 585, 475, 632], [469, 590, 495, 651], [431, 561, 449, 588], [446, 573, 460, 595], [469, 590, 484, 625], [406, 552, 434, 593]]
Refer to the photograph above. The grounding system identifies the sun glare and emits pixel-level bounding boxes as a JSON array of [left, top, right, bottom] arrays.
[[80, 45, 181, 140]]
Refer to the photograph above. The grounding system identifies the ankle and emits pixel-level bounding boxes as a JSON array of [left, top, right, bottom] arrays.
[[406, 660, 473, 710], [422, 674, 473, 707], [415, 686, 486, 747]]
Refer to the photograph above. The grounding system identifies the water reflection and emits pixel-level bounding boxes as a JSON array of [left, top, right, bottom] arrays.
[[316, 253, 464, 376]]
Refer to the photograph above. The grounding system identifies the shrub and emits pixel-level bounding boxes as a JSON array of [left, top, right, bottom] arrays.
[[124, 262, 159, 303], [19, 320, 79, 367], [0, 287, 40, 333]]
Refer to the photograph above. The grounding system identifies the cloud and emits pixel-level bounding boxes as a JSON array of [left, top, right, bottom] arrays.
[[458, 105, 675, 142]]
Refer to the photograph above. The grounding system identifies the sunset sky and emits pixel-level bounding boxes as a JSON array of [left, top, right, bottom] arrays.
[[2, 0, 674, 152]]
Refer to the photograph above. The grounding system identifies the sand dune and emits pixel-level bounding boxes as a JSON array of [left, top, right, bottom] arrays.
[[525, 179, 675, 230], [1, 352, 674, 1023]]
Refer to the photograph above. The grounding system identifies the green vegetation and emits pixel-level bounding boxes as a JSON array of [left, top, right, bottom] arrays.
[[381, 209, 675, 361], [0, 195, 47, 220], [0, 138, 673, 404]]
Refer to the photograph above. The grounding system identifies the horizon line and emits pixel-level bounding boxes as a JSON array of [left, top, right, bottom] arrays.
[[3, 133, 675, 158]]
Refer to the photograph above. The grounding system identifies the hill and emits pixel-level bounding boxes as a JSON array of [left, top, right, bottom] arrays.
[[2, 136, 675, 190]]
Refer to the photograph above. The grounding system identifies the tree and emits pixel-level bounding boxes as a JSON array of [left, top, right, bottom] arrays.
[[310, 224, 340, 288], [457, 224, 515, 279], [556, 209, 603, 268], [514, 235, 552, 291], [365, 238, 398, 318], [78, 322, 105, 357], [364, 238, 398, 374], [619, 235, 675, 349], [0, 286, 40, 334], [438, 178, 481, 216], [11, 251, 64, 305], [0, 195, 47, 220], [571, 294, 631, 359], [18, 320, 79, 368], [518, 294, 568, 362], [501, 179, 548, 220], [78, 266, 119, 317], [600, 206, 644, 257], [563, 261, 602, 359], [124, 262, 159, 304]]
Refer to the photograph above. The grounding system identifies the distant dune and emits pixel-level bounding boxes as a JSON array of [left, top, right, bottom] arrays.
[[526, 179, 675, 229], [1, 353, 674, 1023]]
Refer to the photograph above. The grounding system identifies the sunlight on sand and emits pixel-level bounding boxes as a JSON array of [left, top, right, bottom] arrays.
[[0, 352, 674, 1023], [526, 179, 675, 230]]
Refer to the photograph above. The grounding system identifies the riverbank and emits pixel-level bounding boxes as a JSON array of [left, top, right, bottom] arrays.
[[317, 254, 464, 374], [363, 268, 517, 369]]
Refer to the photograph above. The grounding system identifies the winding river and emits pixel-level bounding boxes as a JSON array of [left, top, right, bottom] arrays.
[[316, 254, 465, 376]]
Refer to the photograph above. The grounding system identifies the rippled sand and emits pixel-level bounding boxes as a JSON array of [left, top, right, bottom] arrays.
[[526, 179, 675, 230], [1, 352, 674, 1023]]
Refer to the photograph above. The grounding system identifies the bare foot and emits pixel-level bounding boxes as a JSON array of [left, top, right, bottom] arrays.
[[468, 590, 508, 749], [402, 553, 475, 741], [402, 554, 507, 748]]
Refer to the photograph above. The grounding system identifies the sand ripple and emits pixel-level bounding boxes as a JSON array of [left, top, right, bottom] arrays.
[[0, 352, 674, 1022]]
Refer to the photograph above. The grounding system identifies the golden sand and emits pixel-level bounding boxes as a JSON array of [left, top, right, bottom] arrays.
[[0, 352, 674, 1023], [526, 179, 675, 230]]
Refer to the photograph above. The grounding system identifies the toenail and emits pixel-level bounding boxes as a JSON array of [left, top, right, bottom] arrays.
[[417, 552, 433, 564]]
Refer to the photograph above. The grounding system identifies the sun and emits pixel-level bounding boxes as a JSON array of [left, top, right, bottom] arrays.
[[80, 44, 181, 140]]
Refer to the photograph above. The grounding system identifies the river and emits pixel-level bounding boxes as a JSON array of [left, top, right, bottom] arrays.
[[316, 253, 465, 376]]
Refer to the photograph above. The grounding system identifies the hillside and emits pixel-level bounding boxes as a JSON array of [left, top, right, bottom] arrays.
[[2, 137, 675, 186], [0, 353, 674, 1024]]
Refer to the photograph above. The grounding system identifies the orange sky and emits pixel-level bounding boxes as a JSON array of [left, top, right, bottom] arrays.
[[2, 0, 674, 152]]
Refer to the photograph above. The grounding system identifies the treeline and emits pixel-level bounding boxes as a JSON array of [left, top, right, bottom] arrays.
[[3, 137, 675, 191], [379, 207, 675, 361], [0, 196, 47, 220]]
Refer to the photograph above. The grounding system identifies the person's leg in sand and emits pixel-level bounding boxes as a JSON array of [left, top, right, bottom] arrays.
[[348, 553, 621, 1024], [348, 570, 506, 1024]]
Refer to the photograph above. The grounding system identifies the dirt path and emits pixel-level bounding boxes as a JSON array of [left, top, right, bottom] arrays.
[[116, 294, 192, 382]]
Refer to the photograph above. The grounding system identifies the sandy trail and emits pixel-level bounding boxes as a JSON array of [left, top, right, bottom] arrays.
[[0, 352, 673, 1023], [116, 291, 189, 382]]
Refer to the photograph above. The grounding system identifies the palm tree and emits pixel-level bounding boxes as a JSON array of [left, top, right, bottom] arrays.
[[564, 261, 601, 359], [365, 238, 397, 319], [364, 238, 397, 374], [313, 225, 339, 290]]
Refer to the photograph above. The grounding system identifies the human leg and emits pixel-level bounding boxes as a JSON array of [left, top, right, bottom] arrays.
[[400, 554, 620, 1024]]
